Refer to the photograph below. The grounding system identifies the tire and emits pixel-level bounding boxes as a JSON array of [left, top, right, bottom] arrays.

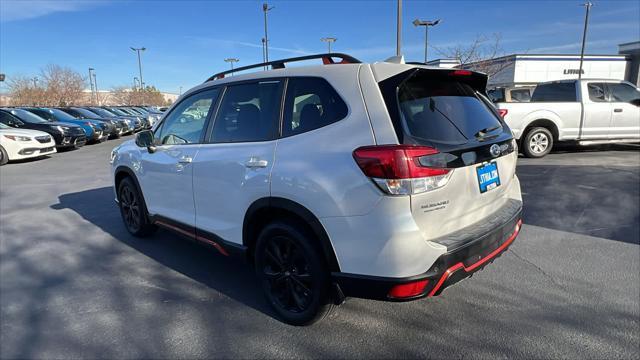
[[522, 127, 554, 158], [0, 146, 8, 166], [117, 177, 156, 237], [255, 220, 334, 326]]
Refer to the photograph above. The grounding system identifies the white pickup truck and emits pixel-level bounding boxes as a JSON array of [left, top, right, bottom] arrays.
[[496, 79, 640, 157]]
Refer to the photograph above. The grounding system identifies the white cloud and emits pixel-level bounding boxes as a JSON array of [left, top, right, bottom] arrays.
[[0, 0, 107, 22]]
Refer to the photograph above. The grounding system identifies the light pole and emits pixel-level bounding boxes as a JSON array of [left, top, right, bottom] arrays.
[[396, 0, 402, 56], [413, 19, 441, 63], [321, 37, 337, 53], [88, 67, 95, 104], [224, 58, 240, 74], [578, 2, 592, 80], [133, 77, 139, 90], [261, 37, 267, 69], [32, 77, 38, 88], [130, 47, 146, 91], [92, 72, 99, 105], [262, 3, 274, 64], [31, 77, 38, 106], [179, 86, 183, 96]]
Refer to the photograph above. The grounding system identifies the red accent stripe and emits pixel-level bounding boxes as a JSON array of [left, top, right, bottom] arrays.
[[195, 235, 229, 257], [154, 220, 229, 257], [428, 219, 522, 297]]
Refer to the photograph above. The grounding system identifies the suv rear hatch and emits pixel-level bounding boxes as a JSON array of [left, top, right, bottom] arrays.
[[373, 66, 519, 242]]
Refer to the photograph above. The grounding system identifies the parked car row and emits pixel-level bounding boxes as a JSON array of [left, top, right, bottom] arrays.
[[0, 106, 163, 165]]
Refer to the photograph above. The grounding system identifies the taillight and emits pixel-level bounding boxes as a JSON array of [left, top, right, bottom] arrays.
[[498, 109, 508, 118], [353, 145, 452, 195]]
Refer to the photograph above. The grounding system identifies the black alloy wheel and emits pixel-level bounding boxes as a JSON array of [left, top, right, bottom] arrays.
[[118, 177, 155, 237], [255, 221, 334, 326]]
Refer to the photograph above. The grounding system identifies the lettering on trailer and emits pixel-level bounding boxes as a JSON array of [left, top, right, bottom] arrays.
[[563, 69, 585, 75]]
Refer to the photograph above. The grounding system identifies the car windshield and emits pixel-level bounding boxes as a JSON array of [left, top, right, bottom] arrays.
[[89, 107, 116, 117], [48, 108, 78, 121], [70, 108, 100, 118], [133, 107, 149, 114], [109, 108, 129, 116], [10, 109, 49, 123]]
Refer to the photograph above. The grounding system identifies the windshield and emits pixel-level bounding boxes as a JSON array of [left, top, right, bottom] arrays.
[[10, 109, 49, 123], [71, 108, 100, 118], [109, 108, 129, 116], [49, 108, 78, 121], [396, 73, 503, 144], [89, 107, 116, 117]]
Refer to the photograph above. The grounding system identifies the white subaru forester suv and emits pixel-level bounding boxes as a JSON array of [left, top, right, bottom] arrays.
[[111, 54, 523, 325]]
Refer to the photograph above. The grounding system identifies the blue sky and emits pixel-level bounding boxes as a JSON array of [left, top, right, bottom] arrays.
[[1, 0, 638, 94]]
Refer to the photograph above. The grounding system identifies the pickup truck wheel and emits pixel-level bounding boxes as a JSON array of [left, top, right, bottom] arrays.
[[118, 177, 156, 237], [522, 127, 553, 158], [255, 221, 334, 326]]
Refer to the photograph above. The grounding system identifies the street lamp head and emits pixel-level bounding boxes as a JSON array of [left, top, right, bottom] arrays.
[[224, 58, 240, 63], [130, 47, 136, 51], [89, 67, 94, 71], [321, 37, 337, 43], [263, 3, 274, 11], [432, 19, 441, 26], [413, 19, 422, 27], [141, 47, 146, 51]]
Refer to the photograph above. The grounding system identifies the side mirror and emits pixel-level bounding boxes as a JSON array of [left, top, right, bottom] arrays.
[[135, 130, 156, 153]]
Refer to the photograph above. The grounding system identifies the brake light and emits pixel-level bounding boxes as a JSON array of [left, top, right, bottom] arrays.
[[451, 70, 472, 76], [388, 279, 429, 299], [353, 145, 452, 195], [498, 109, 508, 118]]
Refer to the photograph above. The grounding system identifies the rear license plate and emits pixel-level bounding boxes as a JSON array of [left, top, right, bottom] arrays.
[[476, 162, 501, 193]]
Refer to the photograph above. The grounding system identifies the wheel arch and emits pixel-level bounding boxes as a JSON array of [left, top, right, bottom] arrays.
[[114, 166, 145, 202], [521, 118, 560, 141], [243, 197, 341, 272]]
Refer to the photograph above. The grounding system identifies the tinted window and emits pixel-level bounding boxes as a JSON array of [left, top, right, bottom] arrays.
[[88, 107, 116, 118], [25, 108, 55, 121], [396, 74, 502, 143], [531, 82, 577, 102], [587, 83, 607, 102], [68, 108, 100, 118], [282, 77, 348, 137], [211, 81, 282, 143], [510, 89, 531, 102], [9, 109, 48, 123], [609, 83, 640, 103], [156, 88, 219, 145], [487, 88, 505, 103]]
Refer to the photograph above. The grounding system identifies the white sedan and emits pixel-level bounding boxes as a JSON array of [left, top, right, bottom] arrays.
[[0, 123, 56, 165]]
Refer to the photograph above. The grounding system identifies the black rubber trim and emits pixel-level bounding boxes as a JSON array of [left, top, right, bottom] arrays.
[[331, 204, 522, 301]]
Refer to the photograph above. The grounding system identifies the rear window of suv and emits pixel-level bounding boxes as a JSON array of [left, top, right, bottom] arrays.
[[383, 69, 503, 144]]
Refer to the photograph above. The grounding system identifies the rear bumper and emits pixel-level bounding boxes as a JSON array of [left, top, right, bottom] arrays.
[[331, 204, 522, 301]]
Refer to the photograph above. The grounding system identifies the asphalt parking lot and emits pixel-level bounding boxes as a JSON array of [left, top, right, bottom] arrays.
[[1, 139, 638, 359]]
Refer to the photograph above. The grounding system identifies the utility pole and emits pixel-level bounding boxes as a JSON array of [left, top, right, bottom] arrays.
[[130, 47, 146, 91], [261, 37, 267, 70], [321, 37, 337, 53], [88, 68, 95, 104], [262, 3, 274, 64], [413, 19, 441, 63], [224, 58, 240, 74], [578, 2, 592, 80], [396, 0, 402, 56]]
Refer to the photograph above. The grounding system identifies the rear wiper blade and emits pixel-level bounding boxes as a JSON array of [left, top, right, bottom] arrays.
[[475, 125, 502, 138]]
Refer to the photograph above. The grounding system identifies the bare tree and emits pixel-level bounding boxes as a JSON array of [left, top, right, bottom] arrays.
[[432, 33, 512, 77], [39, 64, 87, 106], [7, 75, 45, 106]]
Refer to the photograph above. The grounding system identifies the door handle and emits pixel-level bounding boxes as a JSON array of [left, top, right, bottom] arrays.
[[614, 108, 623, 113], [178, 155, 193, 164], [245, 157, 268, 168]]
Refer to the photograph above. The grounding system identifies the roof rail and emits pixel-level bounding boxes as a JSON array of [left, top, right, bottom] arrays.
[[205, 53, 361, 82]]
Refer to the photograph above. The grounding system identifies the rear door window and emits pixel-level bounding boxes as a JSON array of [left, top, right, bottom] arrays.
[[587, 83, 607, 102], [531, 82, 577, 102], [211, 80, 283, 143], [395, 74, 503, 144]]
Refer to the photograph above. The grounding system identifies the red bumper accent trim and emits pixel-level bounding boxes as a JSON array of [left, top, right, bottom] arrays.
[[427, 219, 522, 297]]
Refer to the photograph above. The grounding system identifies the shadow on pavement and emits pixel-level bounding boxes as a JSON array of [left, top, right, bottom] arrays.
[[50, 186, 277, 321], [517, 161, 639, 244]]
